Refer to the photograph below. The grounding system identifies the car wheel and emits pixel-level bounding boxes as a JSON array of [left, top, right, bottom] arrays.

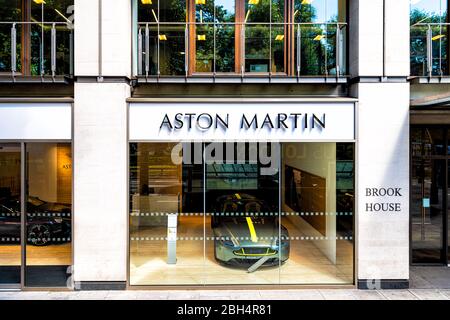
[[28, 224, 51, 246]]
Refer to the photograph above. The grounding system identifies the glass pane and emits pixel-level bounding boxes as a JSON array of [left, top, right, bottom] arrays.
[[25, 143, 72, 287], [271, 26, 285, 73], [431, 25, 448, 76], [139, 25, 158, 75], [43, 0, 74, 23], [159, 25, 186, 76], [245, 0, 270, 23], [281, 143, 354, 284], [411, 0, 448, 25], [448, 159, 450, 264], [196, 0, 214, 23], [245, 25, 270, 73], [411, 127, 424, 158], [0, 1, 21, 73], [412, 159, 445, 264], [204, 143, 281, 285], [216, 0, 235, 22], [160, 0, 187, 22], [129, 143, 205, 285], [138, 0, 158, 22], [300, 24, 328, 75], [272, 0, 284, 23], [195, 24, 214, 73], [410, 25, 429, 76], [0, 144, 21, 285], [215, 24, 235, 73], [423, 128, 446, 156], [324, 24, 338, 75], [294, 0, 344, 23]]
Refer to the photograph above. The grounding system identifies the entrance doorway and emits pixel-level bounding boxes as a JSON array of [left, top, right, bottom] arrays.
[[0, 143, 73, 289], [411, 126, 450, 265]]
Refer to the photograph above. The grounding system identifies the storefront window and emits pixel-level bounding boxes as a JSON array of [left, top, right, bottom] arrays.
[[129, 142, 354, 286]]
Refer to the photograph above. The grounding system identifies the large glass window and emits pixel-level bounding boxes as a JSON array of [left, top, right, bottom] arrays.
[[0, 0, 74, 76], [136, 0, 347, 77], [129, 142, 354, 286], [411, 0, 449, 76]]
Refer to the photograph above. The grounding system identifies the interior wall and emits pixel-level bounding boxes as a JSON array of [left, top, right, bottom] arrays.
[[282, 143, 337, 263], [28, 144, 58, 204]]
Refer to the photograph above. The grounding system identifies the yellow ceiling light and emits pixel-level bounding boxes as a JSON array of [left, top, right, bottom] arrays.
[[195, 0, 206, 4], [301, 0, 313, 4], [33, 0, 46, 4], [141, 0, 152, 4], [275, 35, 284, 41], [249, 0, 260, 4], [197, 34, 206, 41], [313, 34, 325, 41], [432, 34, 445, 41], [159, 34, 167, 41]]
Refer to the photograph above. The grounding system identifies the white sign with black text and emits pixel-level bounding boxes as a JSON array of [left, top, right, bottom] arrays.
[[129, 102, 355, 141]]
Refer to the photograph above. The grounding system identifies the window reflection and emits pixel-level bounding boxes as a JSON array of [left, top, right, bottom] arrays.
[[410, 0, 449, 76], [136, 0, 346, 76]]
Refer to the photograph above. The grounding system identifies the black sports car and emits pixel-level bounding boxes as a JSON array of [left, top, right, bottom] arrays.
[[0, 196, 71, 246]]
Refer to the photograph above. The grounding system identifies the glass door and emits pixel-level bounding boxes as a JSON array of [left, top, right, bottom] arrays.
[[411, 158, 446, 263], [0, 144, 22, 287], [411, 127, 449, 265], [24, 143, 73, 287]]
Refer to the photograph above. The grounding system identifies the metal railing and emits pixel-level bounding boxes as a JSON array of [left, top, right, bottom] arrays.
[[0, 21, 74, 78], [136, 22, 347, 79], [411, 22, 449, 77]]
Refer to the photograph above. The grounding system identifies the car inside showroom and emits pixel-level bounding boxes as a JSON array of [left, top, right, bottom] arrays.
[[129, 142, 354, 286]]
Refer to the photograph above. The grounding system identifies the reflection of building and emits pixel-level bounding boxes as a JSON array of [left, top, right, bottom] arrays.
[[0, 0, 447, 291]]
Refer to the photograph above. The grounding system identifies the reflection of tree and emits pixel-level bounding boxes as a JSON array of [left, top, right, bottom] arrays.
[[0, 1, 21, 72], [410, 8, 448, 75]]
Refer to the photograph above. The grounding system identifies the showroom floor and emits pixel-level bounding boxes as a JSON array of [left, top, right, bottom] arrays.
[[130, 215, 353, 286]]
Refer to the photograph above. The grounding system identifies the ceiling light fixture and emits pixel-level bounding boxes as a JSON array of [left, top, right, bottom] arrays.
[[432, 34, 445, 41], [275, 35, 284, 41], [249, 0, 260, 5], [197, 34, 206, 41], [33, 0, 46, 4], [141, 0, 152, 4], [301, 0, 313, 5], [159, 34, 167, 41], [313, 34, 325, 41]]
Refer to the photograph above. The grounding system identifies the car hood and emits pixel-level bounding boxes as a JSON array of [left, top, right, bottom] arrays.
[[216, 218, 278, 247]]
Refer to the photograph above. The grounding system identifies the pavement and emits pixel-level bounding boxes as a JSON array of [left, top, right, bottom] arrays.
[[0, 267, 449, 300]]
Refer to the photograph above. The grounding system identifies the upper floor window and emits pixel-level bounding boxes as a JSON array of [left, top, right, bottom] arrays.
[[0, 0, 74, 77], [410, 0, 449, 76], [136, 0, 348, 78]]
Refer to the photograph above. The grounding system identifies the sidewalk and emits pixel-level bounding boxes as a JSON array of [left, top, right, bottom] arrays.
[[1, 267, 449, 300]]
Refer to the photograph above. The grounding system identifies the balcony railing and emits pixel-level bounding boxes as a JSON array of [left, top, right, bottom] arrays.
[[411, 22, 449, 77], [136, 22, 347, 81], [0, 21, 73, 79]]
